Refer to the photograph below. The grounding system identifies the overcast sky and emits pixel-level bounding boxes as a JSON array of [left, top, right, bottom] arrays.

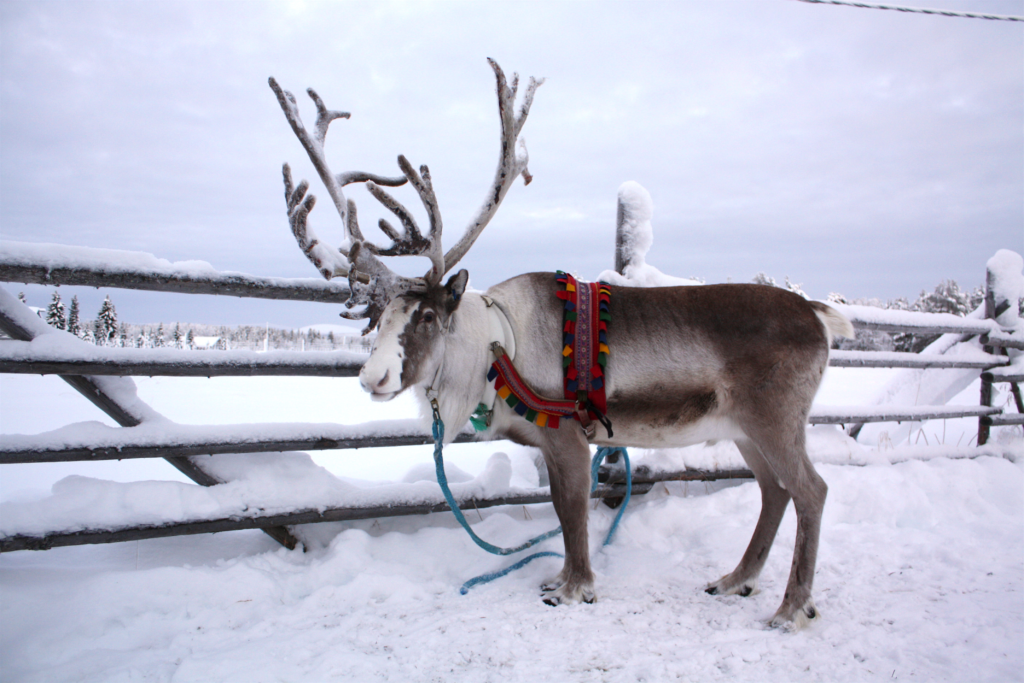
[[1, 0, 1021, 329]]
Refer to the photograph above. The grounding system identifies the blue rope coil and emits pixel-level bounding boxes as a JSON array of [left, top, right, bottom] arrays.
[[431, 407, 631, 594]]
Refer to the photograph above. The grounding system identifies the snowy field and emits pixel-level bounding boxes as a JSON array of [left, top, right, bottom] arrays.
[[1, 364, 1022, 682]]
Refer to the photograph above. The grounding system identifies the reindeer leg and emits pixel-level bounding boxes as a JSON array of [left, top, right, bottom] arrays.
[[739, 423, 827, 630], [705, 438, 791, 599], [536, 427, 595, 605]]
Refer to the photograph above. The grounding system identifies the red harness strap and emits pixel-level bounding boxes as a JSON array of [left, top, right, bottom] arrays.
[[487, 346, 575, 430]]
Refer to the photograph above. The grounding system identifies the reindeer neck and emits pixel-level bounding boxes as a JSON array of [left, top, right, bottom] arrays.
[[414, 292, 495, 441]]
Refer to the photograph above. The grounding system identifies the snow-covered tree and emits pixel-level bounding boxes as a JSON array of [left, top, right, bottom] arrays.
[[751, 272, 778, 288], [826, 292, 849, 305], [67, 296, 81, 337], [784, 277, 809, 300], [96, 295, 118, 345], [118, 324, 128, 348], [186, 329, 195, 350], [892, 280, 981, 352], [172, 323, 183, 349], [45, 291, 66, 330], [913, 280, 975, 317], [153, 324, 165, 348]]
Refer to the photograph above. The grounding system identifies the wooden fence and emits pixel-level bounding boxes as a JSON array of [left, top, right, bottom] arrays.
[[0, 238, 1020, 553]]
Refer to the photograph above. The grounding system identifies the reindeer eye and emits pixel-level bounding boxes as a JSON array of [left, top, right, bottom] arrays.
[[422, 311, 435, 325]]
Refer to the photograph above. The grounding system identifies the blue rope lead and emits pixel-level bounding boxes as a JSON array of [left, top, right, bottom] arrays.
[[430, 404, 631, 594]]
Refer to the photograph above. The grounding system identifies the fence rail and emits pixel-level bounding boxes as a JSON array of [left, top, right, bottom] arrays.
[[0, 345, 364, 378], [0, 469, 759, 553], [0, 424, 477, 465], [1, 239, 1020, 552], [0, 241, 352, 304]]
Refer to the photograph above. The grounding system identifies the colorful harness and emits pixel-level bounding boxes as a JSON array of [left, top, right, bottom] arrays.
[[475, 272, 613, 439]]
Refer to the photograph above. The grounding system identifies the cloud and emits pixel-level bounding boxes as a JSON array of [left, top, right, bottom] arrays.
[[1, 0, 1020, 327]]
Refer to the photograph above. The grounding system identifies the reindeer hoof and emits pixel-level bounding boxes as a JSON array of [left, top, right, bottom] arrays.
[[769, 598, 820, 631], [705, 576, 759, 598], [541, 583, 595, 606]]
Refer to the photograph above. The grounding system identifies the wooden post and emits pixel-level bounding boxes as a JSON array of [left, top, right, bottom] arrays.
[[978, 267, 997, 446], [613, 197, 632, 276], [604, 193, 635, 470]]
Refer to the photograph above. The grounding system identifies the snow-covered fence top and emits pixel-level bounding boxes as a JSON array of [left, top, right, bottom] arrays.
[[829, 303, 1001, 336], [0, 418, 476, 465], [0, 241, 351, 303], [0, 339, 366, 377], [0, 339, 1009, 379]]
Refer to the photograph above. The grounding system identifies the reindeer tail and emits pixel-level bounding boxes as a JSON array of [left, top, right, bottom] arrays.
[[809, 301, 855, 347]]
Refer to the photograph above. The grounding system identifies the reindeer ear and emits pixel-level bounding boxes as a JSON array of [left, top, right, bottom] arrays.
[[444, 269, 469, 311]]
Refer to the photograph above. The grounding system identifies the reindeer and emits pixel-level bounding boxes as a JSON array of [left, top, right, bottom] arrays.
[[269, 60, 853, 630]]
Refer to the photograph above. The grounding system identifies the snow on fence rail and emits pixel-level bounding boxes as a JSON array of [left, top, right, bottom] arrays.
[[0, 407, 1007, 466], [0, 241, 351, 304], [0, 339, 1010, 378], [0, 341, 365, 377], [1, 229, 1021, 552]]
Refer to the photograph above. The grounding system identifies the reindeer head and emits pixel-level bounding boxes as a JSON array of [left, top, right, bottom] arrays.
[[357, 269, 468, 401], [271, 60, 542, 399]]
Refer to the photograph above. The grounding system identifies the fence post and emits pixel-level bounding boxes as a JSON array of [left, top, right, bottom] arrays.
[[603, 192, 635, 470], [978, 266, 998, 446], [613, 194, 632, 276]]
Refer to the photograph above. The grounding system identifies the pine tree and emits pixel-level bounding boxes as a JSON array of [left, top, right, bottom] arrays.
[[45, 291, 66, 330], [914, 280, 973, 317], [154, 323, 165, 348], [119, 323, 128, 348], [186, 329, 195, 349], [67, 296, 81, 337], [172, 323, 182, 349], [96, 295, 118, 345]]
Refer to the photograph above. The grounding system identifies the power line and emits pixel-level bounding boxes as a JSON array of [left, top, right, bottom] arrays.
[[795, 0, 1024, 22]]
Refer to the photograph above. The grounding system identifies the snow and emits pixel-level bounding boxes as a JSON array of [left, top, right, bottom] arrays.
[[2, 417, 449, 456], [0, 450, 525, 539], [0, 336, 369, 371], [829, 302, 996, 334], [0, 451, 1020, 682], [1, 366, 1022, 682], [988, 249, 1024, 327], [829, 347, 1006, 367], [597, 182, 703, 288], [0, 240, 348, 293]]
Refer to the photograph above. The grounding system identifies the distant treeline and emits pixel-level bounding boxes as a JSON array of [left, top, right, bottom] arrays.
[[749, 274, 991, 352], [25, 291, 371, 352]]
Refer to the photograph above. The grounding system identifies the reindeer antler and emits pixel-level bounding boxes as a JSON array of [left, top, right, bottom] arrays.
[[269, 77, 407, 280], [270, 60, 543, 333], [441, 59, 544, 276]]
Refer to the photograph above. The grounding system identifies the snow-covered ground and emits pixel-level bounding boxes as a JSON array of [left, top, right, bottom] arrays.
[[1, 363, 1022, 682]]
